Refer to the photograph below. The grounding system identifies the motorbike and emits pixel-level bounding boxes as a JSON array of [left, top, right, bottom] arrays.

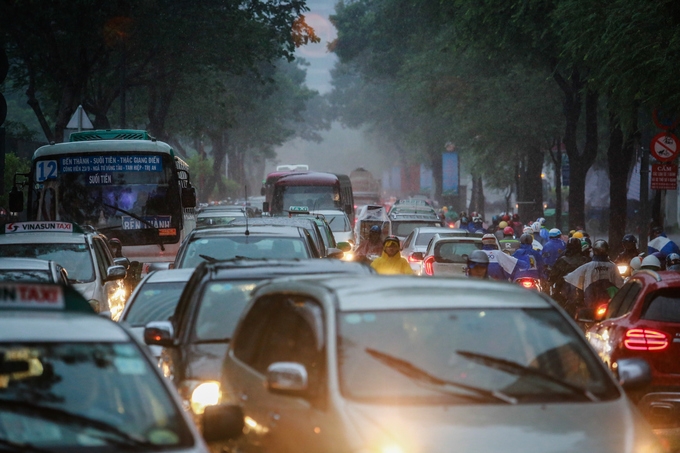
[[514, 276, 543, 292]]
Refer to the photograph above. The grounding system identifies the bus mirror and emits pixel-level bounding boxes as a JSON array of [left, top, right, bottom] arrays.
[[182, 186, 197, 208], [262, 202, 269, 213], [344, 204, 352, 215], [9, 186, 23, 213]]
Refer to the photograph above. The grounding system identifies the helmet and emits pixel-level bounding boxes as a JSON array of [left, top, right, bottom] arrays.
[[460, 216, 469, 224], [502, 214, 510, 222], [520, 233, 533, 245], [651, 226, 664, 237], [538, 217, 546, 225], [473, 216, 483, 224], [630, 255, 643, 271], [622, 234, 637, 244], [566, 237, 581, 253], [468, 250, 489, 266], [369, 225, 381, 233], [549, 228, 561, 238], [640, 254, 661, 270], [383, 235, 400, 246], [592, 239, 609, 256], [482, 234, 496, 246], [572, 231, 584, 239], [523, 226, 533, 235], [666, 253, 680, 268], [578, 230, 589, 238], [581, 239, 591, 253], [498, 221, 508, 229], [512, 213, 519, 221], [531, 222, 541, 233], [503, 226, 514, 236], [569, 230, 576, 237]]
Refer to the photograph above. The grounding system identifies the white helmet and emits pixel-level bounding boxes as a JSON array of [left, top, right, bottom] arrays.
[[640, 254, 661, 270], [630, 255, 643, 271], [531, 222, 541, 233]]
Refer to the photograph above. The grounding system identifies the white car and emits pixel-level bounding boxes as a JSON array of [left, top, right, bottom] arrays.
[[0, 221, 127, 317], [419, 236, 485, 277], [400, 226, 463, 274], [0, 257, 70, 284], [310, 209, 355, 245]]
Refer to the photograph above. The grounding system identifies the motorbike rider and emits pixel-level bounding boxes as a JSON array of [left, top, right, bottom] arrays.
[[667, 253, 680, 271], [481, 234, 521, 281], [614, 234, 639, 277], [541, 228, 566, 270], [371, 235, 414, 275], [466, 249, 490, 279], [513, 233, 547, 283], [522, 226, 543, 251], [549, 237, 587, 304], [581, 238, 593, 263], [499, 226, 520, 255], [563, 239, 624, 318], [639, 254, 662, 271], [648, 225, 680, 260], [355, 225, 384, 260]]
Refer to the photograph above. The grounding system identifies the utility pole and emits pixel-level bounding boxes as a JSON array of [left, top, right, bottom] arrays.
[[639, 144, 649, 252]]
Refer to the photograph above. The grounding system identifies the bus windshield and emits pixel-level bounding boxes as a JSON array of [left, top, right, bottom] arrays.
[[274, 185, 340, 213], [29, 153, 182, 246]]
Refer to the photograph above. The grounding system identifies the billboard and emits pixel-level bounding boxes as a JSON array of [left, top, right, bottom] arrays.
[[442, 152, 459, 196]]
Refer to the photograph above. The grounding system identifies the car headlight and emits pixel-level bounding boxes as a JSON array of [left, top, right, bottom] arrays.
[[107, 282, 128, 321], [179, 380, 221, 414], [342, 252, 355, 261]]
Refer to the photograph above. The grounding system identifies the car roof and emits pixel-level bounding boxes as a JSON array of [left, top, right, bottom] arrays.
[[256, 275, 551, 311], [201, 258, 374, 280], [0, 257, 55, 270], [411, 227, 453, 235], [0, 231, 88, 244], [229, 217, 317, 228], [629, 269, 680, 286], [144, 268, 195, 283], [0, 312, 130, 342], [187, 224, 306, 238]]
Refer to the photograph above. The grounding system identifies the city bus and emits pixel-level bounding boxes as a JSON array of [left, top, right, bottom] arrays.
[[9, 129, 197, 276], [265, 171, 354, 223]]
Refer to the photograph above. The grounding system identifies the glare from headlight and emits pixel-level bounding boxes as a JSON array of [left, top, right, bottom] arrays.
[[190, 381, 221, 414], [342, 252, 355, 261], [617, 265, 628, 275]]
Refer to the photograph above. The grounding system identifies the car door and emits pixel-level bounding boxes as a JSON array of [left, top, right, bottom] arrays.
[[227, 295, 341, 453]]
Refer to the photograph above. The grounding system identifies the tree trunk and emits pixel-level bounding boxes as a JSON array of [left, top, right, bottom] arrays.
[[526, 145, 545, 222], [607, 108, 637, 258], [430, 151, 443, 206], [204, 131, 225, 199], [550, 139, 563, 231], [468, 174, 484, 217]]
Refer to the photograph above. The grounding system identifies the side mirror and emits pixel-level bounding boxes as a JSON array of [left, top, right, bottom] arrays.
[[144, 320, 175, 347], [113, 257, 130, 269], [105, 265, 126, 282], [262, 202, 269, 214], [336, 241, 351, 252], [9, 186, 23, 213], [411, 252, 424, 261], [617, 358, 652, 390], [326, 248, 344, 259], [576, 307, 595, 323], [181, 185, 197, 208], [266, 362, 308, 394], [202, 404, 244, 442]]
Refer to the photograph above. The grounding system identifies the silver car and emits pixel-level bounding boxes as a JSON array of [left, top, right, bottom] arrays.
[[204, 276, 662, 453], [400, 226, 458, 274]]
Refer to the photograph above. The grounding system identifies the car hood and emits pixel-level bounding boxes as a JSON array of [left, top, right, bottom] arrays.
[[184, 343, 230, 382], [342, 398, 660, 453], [72, 280, 96, 300]]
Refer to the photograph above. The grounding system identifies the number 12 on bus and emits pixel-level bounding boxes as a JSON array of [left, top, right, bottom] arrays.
[[10, 130, 197, 268]]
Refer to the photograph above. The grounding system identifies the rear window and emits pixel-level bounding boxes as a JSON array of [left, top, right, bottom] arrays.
[[642, 289, 680, 323], [392, 221, 442, 237], [434, 241, 482, 263], [415, 232, 438, 247], [179, 236, 309, 267]]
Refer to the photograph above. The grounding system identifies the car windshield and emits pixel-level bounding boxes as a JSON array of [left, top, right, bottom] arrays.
[[0, 269, 52, 282], [392, 222, 441, 237], [323, 214, 351, 232], [179, 236, 309, 268], [123, 281, 188, 327], [0, 342, 193, 449], [338, 308, 618, 404], [0, 243, 94, 282], [193, 281, 259, 341]]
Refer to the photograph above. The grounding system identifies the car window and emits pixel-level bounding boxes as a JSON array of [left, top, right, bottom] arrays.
[[415, 232, 438, 247], [180, 236, 310, 267], [392, 221, 442, 237], [0, 269, 52, 282], [92, 237, 110, 280], [123, 281, 188, 327], [192, 281, 258, 341], [641, 289, 680, 322], [0, 243, 95, 282], [403, 232, 414, 249], [435, 241, 482, 263], [605, 280, 642, 319], [324, 214, 350, 232], [337, 308, 619, 404], [232, 297, 281, 368]]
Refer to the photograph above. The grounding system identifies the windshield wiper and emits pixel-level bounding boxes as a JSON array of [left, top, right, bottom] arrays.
[[0, 399, 159, 450], [365, 348, 516, 404], [455, 350, 599, 401], [199, 254, 218, 263], [100, 202, 165, 252]]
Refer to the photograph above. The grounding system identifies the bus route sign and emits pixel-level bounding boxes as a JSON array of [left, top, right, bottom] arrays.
[[650, 132, 679, 163]]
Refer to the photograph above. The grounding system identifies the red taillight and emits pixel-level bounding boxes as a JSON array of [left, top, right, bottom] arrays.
[[516, 278, 535, 289], [423, 256, 435, 276], [595, 303, 608, 319], [408, 253, 421, 263], [624, 329, 669, 351]]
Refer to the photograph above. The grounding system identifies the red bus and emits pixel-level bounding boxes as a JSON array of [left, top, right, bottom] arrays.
[[264, 172, 354, 223]]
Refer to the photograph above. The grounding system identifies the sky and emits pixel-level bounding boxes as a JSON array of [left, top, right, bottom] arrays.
[[269, 0, 392, 178]]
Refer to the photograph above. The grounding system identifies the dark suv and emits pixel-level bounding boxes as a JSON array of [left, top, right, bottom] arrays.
[[143, 258, 374, 430]]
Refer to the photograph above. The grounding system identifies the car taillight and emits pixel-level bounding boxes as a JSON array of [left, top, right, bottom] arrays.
[[408, 253, 421, 263], [624, 328, 669, 351], [423, 256, 435, 276], [594, 303, 608, 320]]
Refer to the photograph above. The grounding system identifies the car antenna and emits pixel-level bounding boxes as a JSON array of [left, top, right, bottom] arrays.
[[244, 185, 250, 236]]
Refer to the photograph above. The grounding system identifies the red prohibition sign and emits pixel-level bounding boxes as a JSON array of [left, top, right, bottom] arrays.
[[650, 132, 679, 162]]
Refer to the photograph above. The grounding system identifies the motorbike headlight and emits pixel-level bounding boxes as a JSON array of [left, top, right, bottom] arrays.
[[342, 252, 355, 261], [617, 264, 628, 275], [180, 380, 221, 414]]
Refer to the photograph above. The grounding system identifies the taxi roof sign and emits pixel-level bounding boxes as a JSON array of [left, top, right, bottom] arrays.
[[0, 283, 94, 313], [2, 222, 83, 234], [288, 206, 310, 214]]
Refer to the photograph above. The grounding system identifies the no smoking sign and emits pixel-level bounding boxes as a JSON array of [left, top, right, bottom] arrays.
[[650, 132, 679, 162]]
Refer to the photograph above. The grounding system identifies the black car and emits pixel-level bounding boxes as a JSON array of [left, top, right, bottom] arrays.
[[143, 258, 374, 428], [173, 224, 320, 268]]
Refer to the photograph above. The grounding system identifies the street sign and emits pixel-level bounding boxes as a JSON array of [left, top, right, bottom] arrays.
[[653, 107, 680, 131], [651, 164, 678, 190], [66, 105, 94, 130], [650, 132, 679, 162]]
